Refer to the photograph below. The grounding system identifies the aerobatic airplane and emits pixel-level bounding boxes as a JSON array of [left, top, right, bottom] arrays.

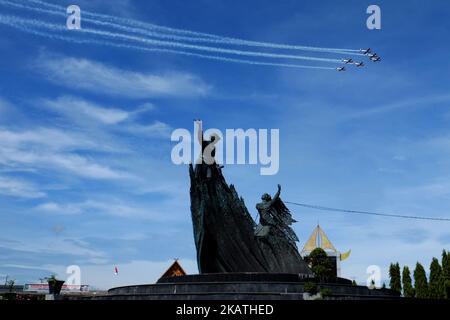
[[360, 48, 371, 54], [342, 59, 354, 64], [370, 56, 381, 62], [336, 67, 346, 72], [354, 62, 364, 67]]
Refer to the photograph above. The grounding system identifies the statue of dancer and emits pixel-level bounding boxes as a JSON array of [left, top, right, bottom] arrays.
[[255, 184, 299, 248]]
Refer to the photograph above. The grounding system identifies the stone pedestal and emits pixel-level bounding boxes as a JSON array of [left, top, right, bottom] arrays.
[[91, 273, 400, 300]]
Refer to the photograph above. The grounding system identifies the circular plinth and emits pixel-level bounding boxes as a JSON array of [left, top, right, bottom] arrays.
[[91, 273, 400, 300], [157, 272, 317, 284]]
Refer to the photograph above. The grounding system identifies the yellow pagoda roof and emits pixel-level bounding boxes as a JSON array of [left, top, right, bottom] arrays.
[[301, 225, 338, 254]]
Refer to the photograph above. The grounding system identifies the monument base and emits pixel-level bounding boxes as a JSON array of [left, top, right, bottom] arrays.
[[92, 273, 400, 300]]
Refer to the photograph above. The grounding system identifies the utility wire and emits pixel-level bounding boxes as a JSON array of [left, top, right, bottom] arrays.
[[285, 201, 450, 222]]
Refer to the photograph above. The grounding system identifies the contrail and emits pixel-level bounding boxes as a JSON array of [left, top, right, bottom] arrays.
[[0, 15, 335, 70], [0, 0, 220, 43], [23, 0, 221, 40], [3, 0, 349, 61], [81, 28, 343, 63], [17, 0, 363, 55], [2, 0, 294, 53], [0, 12, 342, 64]]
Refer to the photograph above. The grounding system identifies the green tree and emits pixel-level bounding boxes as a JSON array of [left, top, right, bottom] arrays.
[[429, 257, 443, 299], [6, 279, 15, 293], [442, 250, 450, 299], [306, 248, 334, 281], [402, 266, 415, 298], [414, 262, 429, 299], [389, 263, 402, 294]]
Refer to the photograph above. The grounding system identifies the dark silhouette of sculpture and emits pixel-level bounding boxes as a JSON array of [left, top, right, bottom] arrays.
[[195, 119, 220, 178], [255, 184, 299, 248], [189, 162, 312, 275], [195, 119, 219, 165]]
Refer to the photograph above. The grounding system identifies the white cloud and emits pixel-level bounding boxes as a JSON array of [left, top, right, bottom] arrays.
[[0, 145, 129, 180], [37, 56, 211, 98], [43, 96, 130, 125], [0, 127, 131, 180], [35, 202, 82, 215], [0, 238, 107, 263], [0, 175, 45, 198], [40, 96, 170, 138], [0, 264, 46, 271], [132, 102, 155, 114], [342, 94, 450, 120], [35, 199, 175, 221], [125, 121, 172, 138], [0, 127, 97, 150], [0, 96, 175, 197], [48, 153, 129, 180]]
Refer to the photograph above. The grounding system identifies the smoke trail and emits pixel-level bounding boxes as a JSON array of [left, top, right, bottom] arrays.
[[0, 0, 225, 45], [80, 27, 343, 63], [0, 11, 343, 64], [18, 0, 363, 55], [0, 15, 335, 70], [24, 0, 221, 39]]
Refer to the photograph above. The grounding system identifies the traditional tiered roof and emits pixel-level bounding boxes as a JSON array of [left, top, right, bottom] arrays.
[[301, 225, 351, 261]]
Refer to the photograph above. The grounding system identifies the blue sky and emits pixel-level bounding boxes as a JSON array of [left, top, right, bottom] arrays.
[[1, 0, 450, 289]]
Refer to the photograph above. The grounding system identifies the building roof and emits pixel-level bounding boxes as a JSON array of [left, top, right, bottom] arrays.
[[301, 224, 338, 255], [160, 260, 187, 278]]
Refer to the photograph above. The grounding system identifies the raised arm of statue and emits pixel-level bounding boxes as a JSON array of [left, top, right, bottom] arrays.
[[196, 119, 203, 145], [269, 184, 281, 207]]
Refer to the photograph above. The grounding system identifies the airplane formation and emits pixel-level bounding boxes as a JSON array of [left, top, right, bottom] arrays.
[[0, 0, 383, 73], [336, 48, 381, 72]]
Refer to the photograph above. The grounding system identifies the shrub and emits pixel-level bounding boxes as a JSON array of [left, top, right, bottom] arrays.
[[304, 282, 318, 295]]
